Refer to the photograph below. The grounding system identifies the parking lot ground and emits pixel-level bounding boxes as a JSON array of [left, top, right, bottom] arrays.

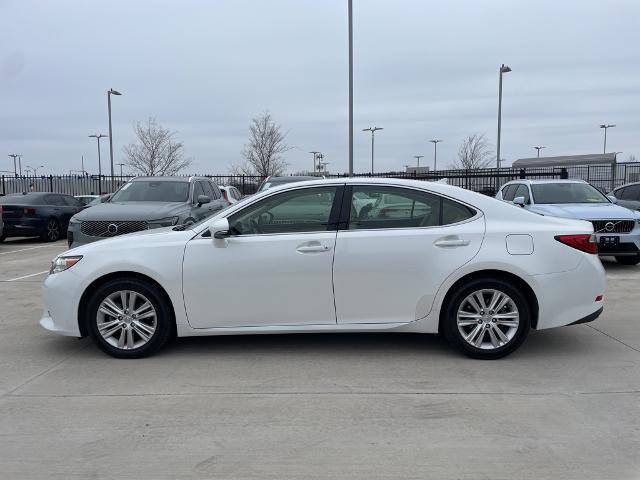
[[0, 237, 639, 479]]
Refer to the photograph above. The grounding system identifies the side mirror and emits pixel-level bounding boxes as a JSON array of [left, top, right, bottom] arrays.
[[197, 194, 211, 206], [607, 195, 617, 204], [513, 196, 527, 207], [209, 218, 230, 240], [101, 194, 111, 203]]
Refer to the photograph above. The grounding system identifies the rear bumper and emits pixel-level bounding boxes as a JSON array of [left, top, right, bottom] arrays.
[[1, 218, 46, 237], [568, 307, 603, 326]]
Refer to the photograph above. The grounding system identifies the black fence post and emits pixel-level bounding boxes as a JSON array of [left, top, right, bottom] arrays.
[[48, 175, 54, 192], [1, 175, 4, 195], [242, 175, 245, 195], [560, 168, 568, 179], [519, 168, 526, 179]]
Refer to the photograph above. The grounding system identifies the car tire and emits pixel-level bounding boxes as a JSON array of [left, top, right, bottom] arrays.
[[615, 255, 640, 266], [442, 278, 531, 360], [41, 218, 61, 242], [85, 277, 174, 359]]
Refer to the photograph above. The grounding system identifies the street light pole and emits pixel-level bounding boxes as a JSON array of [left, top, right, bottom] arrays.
[[309, 151, 321, 175], [362, 126, 383, 173], [27, 165, 44, 176], [600, 124, 616, 154], [17, 155, 23, 176], [116, 163, 125, 177], [348, 0, 353, 177], [413, 155, 424, 168], [8, 154, 19, 176], [107, 89, 122, 182], [534, 146, 546, 158], [496, 63, 511, 168], [429, 139, 442, 171], [88, 134, 108, 179]]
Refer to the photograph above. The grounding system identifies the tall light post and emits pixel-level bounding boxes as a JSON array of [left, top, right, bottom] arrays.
[[17, 155, 23, 176], [8, 154, 19, 176], [600, 124, 615, 154], [362, 126, 383, 173], [348, 0, 353, 176], [309, 151, 321, 175], [107, 88, 122, 183], [27, 164, 44, 176], [496, 63, 512, 168], [429, 139, 442, 171], [413, 155, 424, 168], [533, 146, 546, 158], [88, 134, 108, 178], [116, 162, 125, 177]]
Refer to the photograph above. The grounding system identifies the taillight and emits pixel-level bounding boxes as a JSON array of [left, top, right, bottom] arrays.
[[555, 234, 597, 254], [222, 190, 230, 204], [24, 207, 36, 216]]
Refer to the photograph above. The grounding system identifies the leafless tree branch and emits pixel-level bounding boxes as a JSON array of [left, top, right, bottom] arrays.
[[450, 133, 494, 169]]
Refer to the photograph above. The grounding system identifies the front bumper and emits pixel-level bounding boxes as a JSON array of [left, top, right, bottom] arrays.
[[40, 271, 83, 337]]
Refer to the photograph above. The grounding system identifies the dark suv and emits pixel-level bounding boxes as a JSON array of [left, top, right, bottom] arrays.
[[67, 176, 228, 247]]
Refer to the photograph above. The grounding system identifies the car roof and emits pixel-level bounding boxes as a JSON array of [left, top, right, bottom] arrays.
[[614, 181, 640, 190], [502, 179, 587, 186], [130, 176, 203, 183]]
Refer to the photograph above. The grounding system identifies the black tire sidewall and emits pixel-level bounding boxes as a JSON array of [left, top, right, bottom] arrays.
[[86, 278, 173, 358], [615, 255, 640, 266], [442, 278, 531, 359]]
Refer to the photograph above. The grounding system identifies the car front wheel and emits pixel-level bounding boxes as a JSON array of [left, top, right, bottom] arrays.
[[442, 278, 531, 359], [86, 278, 173, 358]]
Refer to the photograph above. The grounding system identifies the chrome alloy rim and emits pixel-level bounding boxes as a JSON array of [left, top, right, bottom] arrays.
[[96, 290, 157, 350], [457, 289, 520, 350]]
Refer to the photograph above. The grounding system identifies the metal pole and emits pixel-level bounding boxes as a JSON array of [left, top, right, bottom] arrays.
[[371, 130, 375, 173], [497, 67, 503, 168], [309, 151, 320, 176], [603, 128, 607, 154], [108, 92, 114, 181], [434, 142, 437, 171], [97, 138, 102, 179], [348, 0, 353, 177]]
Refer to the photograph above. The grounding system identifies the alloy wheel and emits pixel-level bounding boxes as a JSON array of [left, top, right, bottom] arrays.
[[456, 289, 520, 350], [47, 219, 60, 241], [96, 290, 157, 350]]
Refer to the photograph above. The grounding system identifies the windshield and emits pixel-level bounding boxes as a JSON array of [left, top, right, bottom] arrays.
[[531, 183, 609, 204], [109, 181, 190, 202]]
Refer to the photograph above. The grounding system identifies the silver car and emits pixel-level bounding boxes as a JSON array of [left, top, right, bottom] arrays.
[[67, 176, 228, 248], [497, 179, 640, 265]]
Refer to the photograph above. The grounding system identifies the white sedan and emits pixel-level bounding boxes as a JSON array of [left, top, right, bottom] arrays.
[[41, 178, 605, 359]]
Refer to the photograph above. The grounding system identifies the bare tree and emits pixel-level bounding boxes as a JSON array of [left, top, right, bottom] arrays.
[[233, 111, 291, 176], [123, 118, 192, 176], [450, 134, 494, 169]]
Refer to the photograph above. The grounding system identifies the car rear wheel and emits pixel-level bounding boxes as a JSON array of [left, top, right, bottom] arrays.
[[442, 278, 530, 359], [41, 218, 60, 242], [615, 255, 640, 266], [86, 278, 173, 358]]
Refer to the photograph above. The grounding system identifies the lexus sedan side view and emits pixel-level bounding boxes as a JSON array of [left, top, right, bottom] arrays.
[[497, 179, 640, 265], [0, 192, 85, 242], [42, 178, 605, 360], [67, 176, 228, 248]]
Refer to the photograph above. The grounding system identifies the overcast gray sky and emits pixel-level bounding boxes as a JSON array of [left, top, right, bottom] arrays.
[[1, 0, 638, 175]]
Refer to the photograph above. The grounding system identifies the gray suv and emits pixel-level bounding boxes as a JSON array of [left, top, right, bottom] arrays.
[[67, 176, 228, 247]]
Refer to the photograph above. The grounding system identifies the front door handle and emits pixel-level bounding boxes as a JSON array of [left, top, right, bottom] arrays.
[[434, 237, 470, 248], [296, 243, 331, 254]]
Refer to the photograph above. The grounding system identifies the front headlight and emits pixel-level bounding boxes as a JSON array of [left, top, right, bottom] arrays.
[[50, 255, 83, 274], [148, 216, 179, 228]]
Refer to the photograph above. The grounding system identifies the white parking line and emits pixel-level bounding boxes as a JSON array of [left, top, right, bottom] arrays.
[[4, 270, 49, 282], [0, 244, 63, 256]]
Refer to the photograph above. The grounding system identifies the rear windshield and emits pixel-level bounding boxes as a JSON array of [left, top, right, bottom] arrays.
[[0, 194, 45, 205], [109, 181, 190, 202], [531, 183, 609, 204]]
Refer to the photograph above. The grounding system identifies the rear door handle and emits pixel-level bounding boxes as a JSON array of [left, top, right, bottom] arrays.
[[296, 244, 331, 254], [434, 237, 470, 248]]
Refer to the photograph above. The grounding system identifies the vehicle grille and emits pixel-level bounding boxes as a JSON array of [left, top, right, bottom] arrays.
[[80, 220, 148, 238], [590, 220, 635, 234]]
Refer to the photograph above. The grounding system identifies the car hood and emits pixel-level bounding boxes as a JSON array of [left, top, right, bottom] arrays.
[[529, 203, 638, 220], [72, 202, 185, 221]]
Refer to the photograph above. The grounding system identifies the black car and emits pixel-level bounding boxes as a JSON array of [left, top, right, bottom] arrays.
[[611, 182, 640, 211], [0, 192, 85, 242]]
